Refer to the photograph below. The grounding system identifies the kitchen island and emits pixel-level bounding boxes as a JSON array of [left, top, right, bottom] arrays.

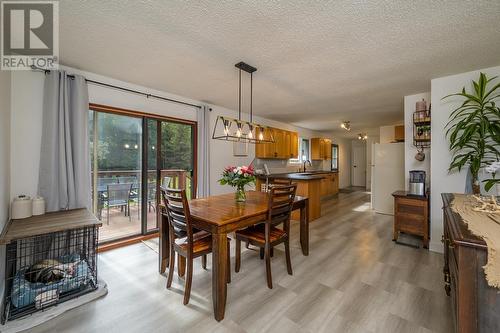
[[256, 171, 338, 221]]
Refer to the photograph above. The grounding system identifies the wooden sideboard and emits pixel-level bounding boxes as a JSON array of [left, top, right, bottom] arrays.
[[392, 191, 429, 248], [442, 193, 500, 333]]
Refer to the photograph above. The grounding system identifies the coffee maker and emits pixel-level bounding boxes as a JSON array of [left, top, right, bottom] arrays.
[[409, 170, 426, 196]]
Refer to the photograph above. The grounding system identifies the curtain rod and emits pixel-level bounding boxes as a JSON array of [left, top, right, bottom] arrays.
[[30, 65, 202, 109]]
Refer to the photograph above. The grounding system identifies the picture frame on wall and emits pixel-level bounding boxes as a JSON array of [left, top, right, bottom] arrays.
[[233, 141, 248, 156]]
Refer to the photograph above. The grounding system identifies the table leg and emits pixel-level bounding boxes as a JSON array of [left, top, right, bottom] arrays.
[[159, 211, 169, 274], [212, 232, 228, 321], [300, 203, 309, 256]]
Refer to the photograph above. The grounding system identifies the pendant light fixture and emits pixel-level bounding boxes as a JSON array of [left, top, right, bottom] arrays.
[[212, 62, 275, 144]]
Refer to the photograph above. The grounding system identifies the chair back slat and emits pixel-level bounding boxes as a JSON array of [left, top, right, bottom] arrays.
[[267, 184, 297, 228], [160, 186, 193, 240]]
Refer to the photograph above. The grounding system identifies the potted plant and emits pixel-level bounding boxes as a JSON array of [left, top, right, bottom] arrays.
[[444, 73, 500, 194], [219, 165, 256, 202]]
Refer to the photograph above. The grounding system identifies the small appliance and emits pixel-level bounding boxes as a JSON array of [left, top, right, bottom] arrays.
[[409, 170, 426, 196]]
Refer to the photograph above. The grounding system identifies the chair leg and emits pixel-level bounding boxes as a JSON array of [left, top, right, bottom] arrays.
[[128, 203, 131, 221], [259, 248, 264, 260], [285, 240, 293, 275], [166, 249, 175, 288], [245, 241, 250, 249], [265, 244, 273, 289], [183, 256, 193, 305], [226, 240, 231, 283], [201, 255, 207, 269], [107, 206, 109, 225], [178, 254, 186, 277], [235, 239, 241, 273]]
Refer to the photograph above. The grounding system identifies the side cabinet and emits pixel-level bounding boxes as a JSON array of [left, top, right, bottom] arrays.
[[441, 193, 500, 333]]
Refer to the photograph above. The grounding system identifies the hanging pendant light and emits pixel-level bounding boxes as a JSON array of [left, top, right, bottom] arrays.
[[212, 62, 275, 144]]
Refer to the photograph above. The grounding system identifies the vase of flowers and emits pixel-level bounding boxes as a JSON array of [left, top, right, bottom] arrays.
[[484, 161, 500, 195], [219, 165, 256, 202]]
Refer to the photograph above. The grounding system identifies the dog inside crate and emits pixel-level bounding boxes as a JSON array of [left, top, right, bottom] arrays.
[[3, 226, 97, 322]]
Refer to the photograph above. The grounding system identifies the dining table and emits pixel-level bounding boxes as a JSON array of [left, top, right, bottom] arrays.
[[158, 190, 309, 321]]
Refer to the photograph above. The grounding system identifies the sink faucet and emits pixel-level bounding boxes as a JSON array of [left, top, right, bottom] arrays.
[[302, 160, 312, 172]]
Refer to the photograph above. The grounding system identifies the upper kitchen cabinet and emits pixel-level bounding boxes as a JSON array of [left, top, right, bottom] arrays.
[[255, 128, 299, 159], [311, 138, 332, 160]]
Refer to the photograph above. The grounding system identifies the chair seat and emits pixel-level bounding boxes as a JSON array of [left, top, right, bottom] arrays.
[[235, 224, 287, 245], [175, 231, 213, 254]]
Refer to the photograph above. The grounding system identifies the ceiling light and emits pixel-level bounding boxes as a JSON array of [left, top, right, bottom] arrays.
[[212, 62, 275, 144], [341, 121, 351, 131], [358, 133, 368, 141]]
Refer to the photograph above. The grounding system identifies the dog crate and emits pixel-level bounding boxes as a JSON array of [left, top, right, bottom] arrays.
[[0, 209, 101, 323]]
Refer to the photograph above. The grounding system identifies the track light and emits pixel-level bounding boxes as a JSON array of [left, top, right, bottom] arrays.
[[341, 121, 351, 131]]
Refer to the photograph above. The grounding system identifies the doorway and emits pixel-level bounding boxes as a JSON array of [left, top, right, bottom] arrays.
[[351, 141, 366, 187], [89, 104, 196, 244]]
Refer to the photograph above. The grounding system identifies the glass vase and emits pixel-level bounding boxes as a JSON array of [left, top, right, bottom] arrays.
[[235, 185, 246, 202]]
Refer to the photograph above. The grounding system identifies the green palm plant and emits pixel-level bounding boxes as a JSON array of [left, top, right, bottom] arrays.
[[443, 72, 500, 194]]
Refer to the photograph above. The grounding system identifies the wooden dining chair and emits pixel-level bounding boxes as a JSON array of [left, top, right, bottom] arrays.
[[269, 178, 293, 187], [161, 187, 231, 305], [235, 184, 297, 289]]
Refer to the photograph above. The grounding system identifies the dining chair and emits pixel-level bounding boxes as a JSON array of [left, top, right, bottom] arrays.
[[269, 178, 293, 188], [161, 187, 231, 305], [235, 184, 297, 289], [106, 183, 133, 225]]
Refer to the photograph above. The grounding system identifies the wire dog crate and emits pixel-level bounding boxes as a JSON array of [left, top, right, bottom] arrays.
[[0, 209, 101, 323]]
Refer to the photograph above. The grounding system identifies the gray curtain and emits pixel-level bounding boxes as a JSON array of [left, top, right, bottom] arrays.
[[197, 105, 211, 197], [38, 70, 91, 211]]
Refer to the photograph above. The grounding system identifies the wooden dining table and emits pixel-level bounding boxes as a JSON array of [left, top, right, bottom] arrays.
[[158, 190, 309, 321]]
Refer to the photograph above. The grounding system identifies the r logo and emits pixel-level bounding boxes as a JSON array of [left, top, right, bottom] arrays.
[[2, 2, 54, 56]]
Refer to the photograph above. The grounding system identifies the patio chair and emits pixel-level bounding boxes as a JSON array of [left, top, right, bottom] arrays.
[[106, 183, 133, 225], [97, 177, 117, 220]]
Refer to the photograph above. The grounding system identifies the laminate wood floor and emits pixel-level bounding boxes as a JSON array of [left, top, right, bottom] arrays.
[[29, 189, 452, 333]]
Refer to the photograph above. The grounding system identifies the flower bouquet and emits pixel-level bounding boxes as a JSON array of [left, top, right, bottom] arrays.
[[219, 165, 256, 202]]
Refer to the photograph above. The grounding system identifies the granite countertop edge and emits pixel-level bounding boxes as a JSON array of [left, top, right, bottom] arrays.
[[256, 170, 338, 181]]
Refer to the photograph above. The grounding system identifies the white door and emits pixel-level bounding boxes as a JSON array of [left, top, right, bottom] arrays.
[[352, 144, 366, 187], [372, 143, 405, 215]]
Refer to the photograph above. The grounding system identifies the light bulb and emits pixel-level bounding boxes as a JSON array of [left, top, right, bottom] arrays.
[[248, 125, 253, 139], [258, 128, 264, 141], [124, 144, 130, 149], [134, 144, 138, 149], [236, 123, 242, 138]]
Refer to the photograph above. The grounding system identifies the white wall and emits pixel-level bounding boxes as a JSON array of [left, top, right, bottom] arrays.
[[336, 137, 351, 189], [404, 92, 431, 190], [430, 65, 500, 252], [0, 70, 11, 303], [9, 66, 324, 198]]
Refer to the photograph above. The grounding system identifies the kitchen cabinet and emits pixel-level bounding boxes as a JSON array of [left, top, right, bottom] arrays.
[[395, 125, 405, 142], [255, 128, 299, 159], [289, 131, 299, 159], [311, 138, 332, 160], [320, 172, 338, 196]]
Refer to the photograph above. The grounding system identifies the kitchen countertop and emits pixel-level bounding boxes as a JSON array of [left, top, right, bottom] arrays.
[[256, 170, 338, 181]]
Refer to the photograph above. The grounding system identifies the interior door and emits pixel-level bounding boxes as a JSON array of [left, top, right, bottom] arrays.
[[352, 144, 366, 187]]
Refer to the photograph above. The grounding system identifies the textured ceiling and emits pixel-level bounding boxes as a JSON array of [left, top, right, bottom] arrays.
[[59, 1, 500, 135]]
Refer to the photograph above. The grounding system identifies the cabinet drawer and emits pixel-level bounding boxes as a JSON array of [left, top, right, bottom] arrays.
[[396, 201, 425, 216], [396, 213, 424, 235]]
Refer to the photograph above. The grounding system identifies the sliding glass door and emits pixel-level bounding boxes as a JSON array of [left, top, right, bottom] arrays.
[[89, 106, 196, 243]]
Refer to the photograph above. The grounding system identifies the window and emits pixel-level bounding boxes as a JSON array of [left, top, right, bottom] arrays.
[[290, 137, 310, 163], [331, 144, 339, 171]]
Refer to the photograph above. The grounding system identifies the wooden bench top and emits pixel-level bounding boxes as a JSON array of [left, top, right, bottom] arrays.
[[0, 208, 102, 245]]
